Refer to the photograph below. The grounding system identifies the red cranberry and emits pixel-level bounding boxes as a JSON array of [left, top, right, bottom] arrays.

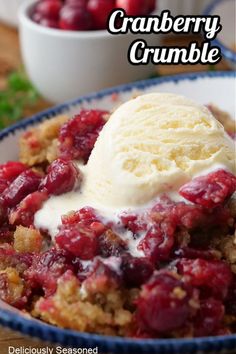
[[84, 258, 121, 292], [39, 18, 59, 28], [35, 0, 62, 20], [9, 191, 48, 227], [59, 5, 92, 30], [0, 225, 14, 243], [58, 109, 107, 162], [174, 247, 218, 261], [179, 169, 236, 208], [177, 258, 233, 299], [0, 162, 27, 183], [55, 224, 98, 260], [32, 12, 43, 23], [0, 248, 33, 275], [120, 212, 147, 235], [194, 298, 224, 337], [65, 0, 87, 5], [138, 222, 175, 263], [121, 255, 154, 286], [1, 170, 42, 209], [98, 230, 127, 257], [87, 0, 115, 29], [136, 270, 198, 333], [116, 0, 149, 16], [61, 207, 99, 226], [40, 159, 80, 196], [25, 248, 77, 297], [148, 0, 156, 12], [225, 276, 236, 316], [0, 180, 9, 194]]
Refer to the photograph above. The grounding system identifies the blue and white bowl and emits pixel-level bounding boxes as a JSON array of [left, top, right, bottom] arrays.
[[0, 71, 236, 353], [204, 0, 236, 69]]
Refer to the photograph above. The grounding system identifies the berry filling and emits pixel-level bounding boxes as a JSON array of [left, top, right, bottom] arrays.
[[0, 107, 235, 339]]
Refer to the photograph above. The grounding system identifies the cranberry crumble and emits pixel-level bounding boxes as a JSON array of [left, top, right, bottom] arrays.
[[0, 93, 235, 339]]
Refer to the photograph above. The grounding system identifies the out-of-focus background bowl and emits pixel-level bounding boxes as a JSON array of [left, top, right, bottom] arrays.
[[204, 0, 236, 69], [19, 0, 159, 103], [158, 0, 211, 15], [1, 0, 211, 28], [0, 0, 23, 27]]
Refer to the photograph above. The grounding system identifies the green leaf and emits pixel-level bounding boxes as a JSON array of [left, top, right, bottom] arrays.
[[0, 70, 40, 129]]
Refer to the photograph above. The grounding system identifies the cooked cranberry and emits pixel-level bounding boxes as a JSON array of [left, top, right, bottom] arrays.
[[62, 207, 99, 226], [116, 0, 149, 16], [9, 191, 48, 227], [0, 162, 28, 183], [40, 159, 79, 195], [1, 170, 42, 209], [179, 170, 236, 208], [177, 258, 233, 299], [194, 298, 224, 337], [151, 197, 231, 230], [25, 248, 76, 296], [174, 247, 218, 261], [120, 212, 147, 235], [0, 179, 9, 194], [0, 225, 14, 243], [59, 5, 92, 30], [136, 270, 198, 333], [58, 110, 107, 162], [55, 224, 98, 260], [225, 276, 236, 316], [84, 258, 121, 293], [87, 0, 115, 29], [35, 0, 62, 20], [98, 229, 127, 257], [121, 255, 154, 286], [139, 222, 175, 263], [0, 248, 33, 275]]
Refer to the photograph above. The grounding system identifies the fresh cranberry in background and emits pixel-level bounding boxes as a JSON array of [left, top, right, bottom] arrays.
[[35, 0, 62, 20], [65, 0, 87, 5], [88, 0, 116, 29], [32, 0, 156, 30], [40, 18, 60, 28], [116, 0, 149, 16], [59, 5, 92, 30], [148, 0, 156, 12]]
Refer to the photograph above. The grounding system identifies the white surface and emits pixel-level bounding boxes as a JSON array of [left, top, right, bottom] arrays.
[[0, 0, 24, 27], [19, 0, 159, 103]]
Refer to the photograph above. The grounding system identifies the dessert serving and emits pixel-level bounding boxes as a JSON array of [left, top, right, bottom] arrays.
[[0, 92, 235, 339]]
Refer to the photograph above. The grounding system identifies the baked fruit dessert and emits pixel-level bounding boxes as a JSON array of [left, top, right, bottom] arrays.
[[0, 93, 236, 338]]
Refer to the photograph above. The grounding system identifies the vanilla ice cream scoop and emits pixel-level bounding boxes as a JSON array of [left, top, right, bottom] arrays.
[[82, 93, 235, 208], [35, 93, 235, 236]]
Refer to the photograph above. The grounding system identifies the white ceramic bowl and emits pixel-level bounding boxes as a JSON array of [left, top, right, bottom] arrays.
[[0, 0, 24, 27], [204, 0, 236, 69], [0, 71, 235, 353], [19, 0, 159, 104]]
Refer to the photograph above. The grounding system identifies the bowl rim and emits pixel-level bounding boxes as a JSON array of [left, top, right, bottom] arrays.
[[19, 0, 115, 39], [203, 0, 236, 63], [0, 71, 236, 353], [19, 0, 137, 39]]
